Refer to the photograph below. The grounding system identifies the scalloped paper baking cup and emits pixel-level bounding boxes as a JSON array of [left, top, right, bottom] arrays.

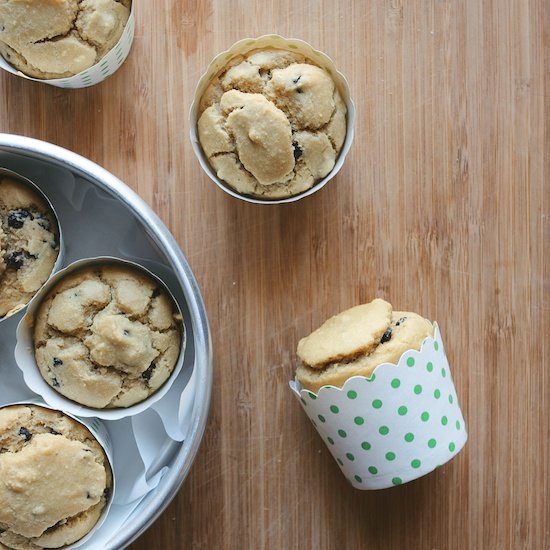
[[189, 34, 356, 204], [289, 324, 467, 490], [0, 3, 134, 89], [0, 400, 115, 549], [14, 256, 186, 421], [0, 167, 65, 322]]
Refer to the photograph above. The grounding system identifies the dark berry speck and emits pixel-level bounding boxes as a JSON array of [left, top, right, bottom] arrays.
[[6, 252, 25, 269], [142, 363, 156, 381], [293, 142, 303, 161], [380, 327, 393, 344], [18, 427, 32, 441], [7, 209, 32, 229], [53, 357, 63, 366]]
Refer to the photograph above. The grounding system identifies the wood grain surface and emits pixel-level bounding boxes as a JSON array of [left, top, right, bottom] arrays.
[[0, 0, 548, 548]]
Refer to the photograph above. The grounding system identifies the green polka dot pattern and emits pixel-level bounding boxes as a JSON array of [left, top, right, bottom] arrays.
[[289, 323, 467, 489]]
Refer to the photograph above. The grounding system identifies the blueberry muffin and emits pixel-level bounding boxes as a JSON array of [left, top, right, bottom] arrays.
[[33, 262, 184, 409], [0, 176, 59, 319], [0, 404, 112, 550], [198, 48, 347, 199], [296, 299, 434, 393], [0, 0, 131, 80]]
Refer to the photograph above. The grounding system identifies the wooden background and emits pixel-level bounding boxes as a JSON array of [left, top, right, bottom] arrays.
[[0, 0, 548, 548]]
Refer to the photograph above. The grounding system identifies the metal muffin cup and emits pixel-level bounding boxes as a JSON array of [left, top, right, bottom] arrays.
[[0, 399, 115, 549], [0, 167, 65, 322], [14, 256, 186, 421], [189, 34, 356, 204]]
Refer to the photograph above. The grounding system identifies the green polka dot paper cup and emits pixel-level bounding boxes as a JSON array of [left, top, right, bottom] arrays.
[[289, 324, 467, 490], [0, 3, 135, 88]]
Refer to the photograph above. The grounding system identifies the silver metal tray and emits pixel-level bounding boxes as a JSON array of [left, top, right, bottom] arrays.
[[0, 133, 212, 549]]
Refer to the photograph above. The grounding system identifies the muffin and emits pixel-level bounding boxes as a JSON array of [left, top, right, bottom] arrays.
[[197, 47, 347, 199], [0, 0, 131, 80], [291, 299, 467, 490], [0, 175, 60, 319], [0, 404, 112, 550], [33, 262, 183, 409], [296, 299, 434, 393]]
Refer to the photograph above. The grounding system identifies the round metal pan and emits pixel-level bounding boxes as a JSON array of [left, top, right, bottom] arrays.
[[0, 133, 212, 550]]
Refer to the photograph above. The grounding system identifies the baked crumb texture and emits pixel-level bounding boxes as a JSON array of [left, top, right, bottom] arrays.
[[296, 299, 434, 393], [0, 177, 59, 319], [0, 0, 131, 79], [33, 263, 183, 409], [0, 404, 112, 550], [198, 48, 347, 199]]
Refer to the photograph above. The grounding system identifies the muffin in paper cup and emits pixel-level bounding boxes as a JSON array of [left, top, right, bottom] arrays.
[[0, 167, 64, 322], [289, 302, 467, 490], [0, 400, 115, 549], [0, 1, 135, 89], [14, 256, 186, 420], [189, 34, 356, 204]]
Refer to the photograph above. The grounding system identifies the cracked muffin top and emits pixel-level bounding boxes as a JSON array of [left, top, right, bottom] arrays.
[[0, 176, 60, 319], [33, 261, 184, 409], [197, 48, 347, 199], [0, 0, 131, 79], [296, 299, 434, 393], [0, 404, 112, 550]]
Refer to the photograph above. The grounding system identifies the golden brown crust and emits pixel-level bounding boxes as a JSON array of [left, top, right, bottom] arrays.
[[296, 300, 434, 393], [0, 405, 112, 550], [34, 263, 183, 409]]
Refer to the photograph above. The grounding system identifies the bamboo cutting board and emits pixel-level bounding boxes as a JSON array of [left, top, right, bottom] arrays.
[[0, 1, 548, 548]]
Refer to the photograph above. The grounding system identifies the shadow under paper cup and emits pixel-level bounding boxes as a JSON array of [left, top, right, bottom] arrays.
[[189, 34, 356, 204], [0, 3, 135, 89], [14, 256, 186, 421], [289, 324, 467, 489]]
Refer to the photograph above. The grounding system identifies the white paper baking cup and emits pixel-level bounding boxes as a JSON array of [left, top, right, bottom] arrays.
[[189, 34, 356, 204], [0, 167, 64, 321], [289, 324, 467, 489], [0, 3, 134, 88], [14, 256, 186, 420], [0, 400, 115, 549]]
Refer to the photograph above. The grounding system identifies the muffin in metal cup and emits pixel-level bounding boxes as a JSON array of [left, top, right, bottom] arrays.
[[15, 256, 186, 421], [0, 401, 115, 550], [0, 167, 63, 322], [289, 298, 468, 490], [0, 0, 134, 88], [190, 35, 355, 204]]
